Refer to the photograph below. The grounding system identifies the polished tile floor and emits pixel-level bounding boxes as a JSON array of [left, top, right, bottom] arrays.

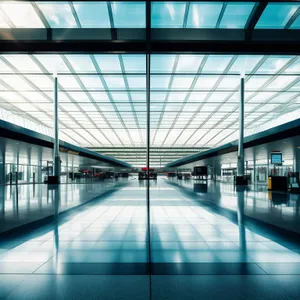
[[1, 177, 300, 299]]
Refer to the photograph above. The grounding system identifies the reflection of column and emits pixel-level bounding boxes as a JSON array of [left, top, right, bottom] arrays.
[[0, 140, 5, 185], [66, 153, 69, 184], [27, 146, 31, 183], [253, 151, 256, 185], [16, 144, 20, 185], [53, 73, 61, 183], [295, 147, 300, 174], [237, 186, 247, 253], [53, 185, 60, 253], [0, 182, 5, 219], [237, 76, 245, 178]]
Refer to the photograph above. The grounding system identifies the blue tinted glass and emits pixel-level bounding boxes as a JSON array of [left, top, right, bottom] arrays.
[[187, 2, 223, 28], [151, 55, 177, 73], [220, 3, 255, 29], [290, 15, 300, 29], [256, 3, 300, 29], [37, 2, 77, 28], [111, 2, 145, 28], [73, 2, 110, 28], [151, 2, 186, 28]]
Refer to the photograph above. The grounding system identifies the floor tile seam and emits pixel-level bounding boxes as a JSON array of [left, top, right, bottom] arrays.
[[118, 206, 137, 255], [0, 274, 28, 300], [168, 180, 300, 246], [31, 249, 60, 274]]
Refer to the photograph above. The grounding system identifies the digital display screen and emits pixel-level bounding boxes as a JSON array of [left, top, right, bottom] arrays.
[[271, 153, 282, 165]]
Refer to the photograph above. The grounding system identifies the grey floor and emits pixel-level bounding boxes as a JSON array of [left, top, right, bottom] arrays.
[[1, 177, 300, 299]]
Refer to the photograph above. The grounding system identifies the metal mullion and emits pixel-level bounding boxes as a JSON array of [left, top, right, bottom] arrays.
[[242, 86, 300, 130], [285, 7, 300, 29], [183, 2, 190, 28], [216, 3, 227, 28], [89, 54, 133, 147], [159, 55, 209, 147], [118, 54, 143, 145], [0, 7, 15, 28], [211, 69, 300, 148], [0, 77, 80, 145], [61, 55, 121, 146], [0, 95, 51, 129], [245, 2, 268, 38], [0, 77, 54, 127], [185, 57, 240, 147], [107, 1, 117, 40], [193, 55, 270, 147], [30, 2, 50, 28], [2, 55, 95, 146], [151, 55, 180, 145], [69, 1, 82, 28], [173, 56, 238, 148]]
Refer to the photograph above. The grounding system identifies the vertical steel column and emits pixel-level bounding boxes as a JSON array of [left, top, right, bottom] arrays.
[[146, 0, 152, 276], [53, 74, 61, 183], [237, 76, 245, 177]]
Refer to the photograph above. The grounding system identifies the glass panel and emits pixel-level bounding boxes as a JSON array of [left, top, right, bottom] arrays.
[[37, 2, 77, 28], [73, 2, 110, 28], [151, 2, 186, 28], [256, 3, 300, 29], [220, 2, 255, 29], [1, 2, 43, 28], [176, 55, 204, 73], [94, 55, 122, 73], [111, 2, 145, 28], [187, 2, 223, 28], [290, 14, 300, 29]]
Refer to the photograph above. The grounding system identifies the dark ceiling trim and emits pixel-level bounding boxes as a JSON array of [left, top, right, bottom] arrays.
[[0, 120, 131, 168], [166, 118, 300, 168], [1, 29, 300, 54]]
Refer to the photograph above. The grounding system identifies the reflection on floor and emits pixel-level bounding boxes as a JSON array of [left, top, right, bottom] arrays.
[[1, 177, 300, 299], [173, 178, 300, 234], [0, 179, 128, 233]]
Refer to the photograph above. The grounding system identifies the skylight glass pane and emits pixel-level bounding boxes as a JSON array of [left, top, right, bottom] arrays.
[[73, 2, 110, 28], [79, 75, 104, 90], [1, 2, 44, 28], [151, 55, 176, 73], [65, 55, 96, 72], [257, 56, 293, 74], [0, 10, 9, 28], [229, 55, 263, 74], [202, 55, 233, 73], [220, 3, 255, 29], [37, 2, 77, 28], [104, 75, 126, 89], [172, 76, 194, 89], [111, 2, 145, 28], [94, 55, 121, 73], [256, 3, 300, 29], [151, 75, 171, 89], [122, 55, 146, 73], [194, 76, 219, 89], [151, 2, 186, 28], [126, 76, 146, 89], [290, 15, 300, 29], [3, 55, 41, 72], [176, 55, 204, 73], [34, 55, 69, 73], [187, 2, 223, 28]]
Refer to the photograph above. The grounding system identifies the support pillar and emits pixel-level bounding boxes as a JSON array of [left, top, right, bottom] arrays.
[[53, 74, 60, 184], [236, 76, 246, 185], [0, 141, 5, 185]]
